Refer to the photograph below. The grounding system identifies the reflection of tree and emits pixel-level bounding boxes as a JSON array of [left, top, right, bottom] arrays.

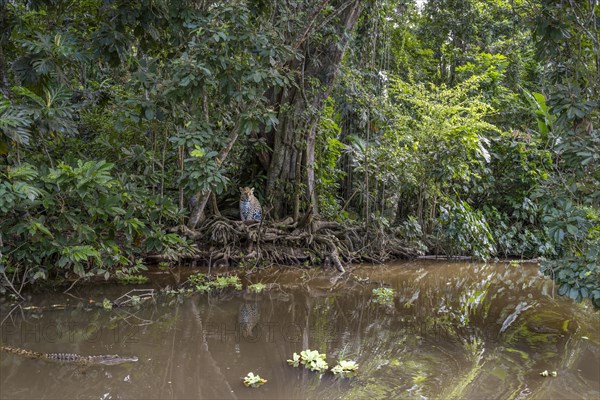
[[189, 300, 237, 399]]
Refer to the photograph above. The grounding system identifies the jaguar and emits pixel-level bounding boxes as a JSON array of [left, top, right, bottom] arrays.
[[239, 187, 262, 222]]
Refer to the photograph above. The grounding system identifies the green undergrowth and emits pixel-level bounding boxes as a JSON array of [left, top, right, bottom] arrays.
[[164, 273, 244, 296]]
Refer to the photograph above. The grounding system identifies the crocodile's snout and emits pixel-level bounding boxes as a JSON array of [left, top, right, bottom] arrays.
[[95, 355, 139, 365]]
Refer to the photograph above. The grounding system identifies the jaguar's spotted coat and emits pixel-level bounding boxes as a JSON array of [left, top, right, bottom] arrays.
[[239, 187, 262, 222]]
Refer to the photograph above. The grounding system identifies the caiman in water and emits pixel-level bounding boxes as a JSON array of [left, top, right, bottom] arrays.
[[0, 346, 138, 366]]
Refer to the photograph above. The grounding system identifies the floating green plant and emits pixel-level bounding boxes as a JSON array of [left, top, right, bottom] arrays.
[[509, 260, 521, 267], [287, 352, 301, 367], [248, 282, 267, 293], [211, 275, 242, 290], [158, 261, 172, 271], [188, 272, 206, 286], [194, 275, 242, 293], [117, 274, 149, 284], [164, 274, 243, 296], [288, 350, 358, 377], [372, 287, 395, 305], [243, 372, 267, 388], [102, 298, 113, 310], [300, 350, 328, 372], [331, 360, 359, 376], [287, 349, 329, 373]]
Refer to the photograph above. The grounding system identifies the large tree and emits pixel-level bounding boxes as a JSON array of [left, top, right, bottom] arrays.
[[187, 0, 365, 226]]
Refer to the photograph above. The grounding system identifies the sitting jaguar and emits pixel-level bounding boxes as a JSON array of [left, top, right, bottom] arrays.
[[239, 187, 262, 223]]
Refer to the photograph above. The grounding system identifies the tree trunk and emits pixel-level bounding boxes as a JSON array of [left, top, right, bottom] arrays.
[[0, 45, 9, 98], [266, 0, 363, 219], [0, 6, 11, 98], [187, 115, 244, 229]]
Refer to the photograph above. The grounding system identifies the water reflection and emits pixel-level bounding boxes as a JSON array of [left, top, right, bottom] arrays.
[[239, 303, 260, 338], [0, 261, 598, 399]]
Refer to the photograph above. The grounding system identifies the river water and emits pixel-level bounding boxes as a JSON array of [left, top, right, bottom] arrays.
[[0, 261, 598, 399]]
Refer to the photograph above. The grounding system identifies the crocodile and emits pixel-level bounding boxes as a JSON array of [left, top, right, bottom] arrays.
[[1, 346, 138, 366]]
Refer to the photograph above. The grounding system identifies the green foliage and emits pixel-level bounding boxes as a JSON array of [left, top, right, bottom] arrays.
[[522, 89, 554, 140], [158, 262, 172, 271], [13, 85, 78, 137], [173, 273, 242, 295], [543, 200, 594, 250], [540, 203, 600, 307], [0, 0, 597, 308], [248, 282, 267, 293], [287, 352, 301, 367], [0, 99, 31, 152], [0, 160, 189, 282], [210, 275, 242, 291], [331, 360, 359, 377], [542, 250, 600, 308], [183, 143, 229, 196], [315, 98, 345, 219], [372, 287, 395, 305], [394, 217, 427, 255], [438, 200, 496, 260], [187, 273, 206, 287], [116, 274, 149, 285], [164, 1, 294, 200], [288, 350, 329, 373], [288, 350, 357, 377], [529, 0, 599, 306], [242, 372, 267, 388], [0, 164, 43, 212], [384, 75, 500, 193], [102, 298, 113, 311]]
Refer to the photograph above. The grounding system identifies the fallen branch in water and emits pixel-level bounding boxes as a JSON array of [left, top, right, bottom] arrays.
[[10, 289, 156, 314], [112, 288, 155, 307]]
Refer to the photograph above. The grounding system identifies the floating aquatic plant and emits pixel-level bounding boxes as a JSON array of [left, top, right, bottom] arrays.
[[372, 287, 395, 305], [287, 352, 301, 367], [164, 274, 243, 296], [300, 349, 329, 372], [287, 349, 329, 372], [248, 282, 267, 293], [188, 272, 206, 286], [288, 350, 358, 377], [287, 350, 329, 373], [331, 360, 359, 376], [212, 275, 242, 290], [243, 372, 267, 388], [102, 298, 113, 310]]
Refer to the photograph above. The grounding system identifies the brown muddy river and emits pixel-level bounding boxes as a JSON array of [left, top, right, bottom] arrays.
[[1, 261, 599, 399]]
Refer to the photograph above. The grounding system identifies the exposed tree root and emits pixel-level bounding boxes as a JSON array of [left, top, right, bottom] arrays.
[[170, 216, 418, 271]]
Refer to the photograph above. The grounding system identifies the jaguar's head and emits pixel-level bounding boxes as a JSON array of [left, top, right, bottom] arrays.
[[239, 186, 254, 200]]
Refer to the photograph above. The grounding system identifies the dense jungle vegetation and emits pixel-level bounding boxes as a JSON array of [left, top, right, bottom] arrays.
[[0, 0, 598, 307]]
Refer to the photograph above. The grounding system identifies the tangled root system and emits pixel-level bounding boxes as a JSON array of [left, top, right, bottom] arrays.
[[169, 216, 418, 271]]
